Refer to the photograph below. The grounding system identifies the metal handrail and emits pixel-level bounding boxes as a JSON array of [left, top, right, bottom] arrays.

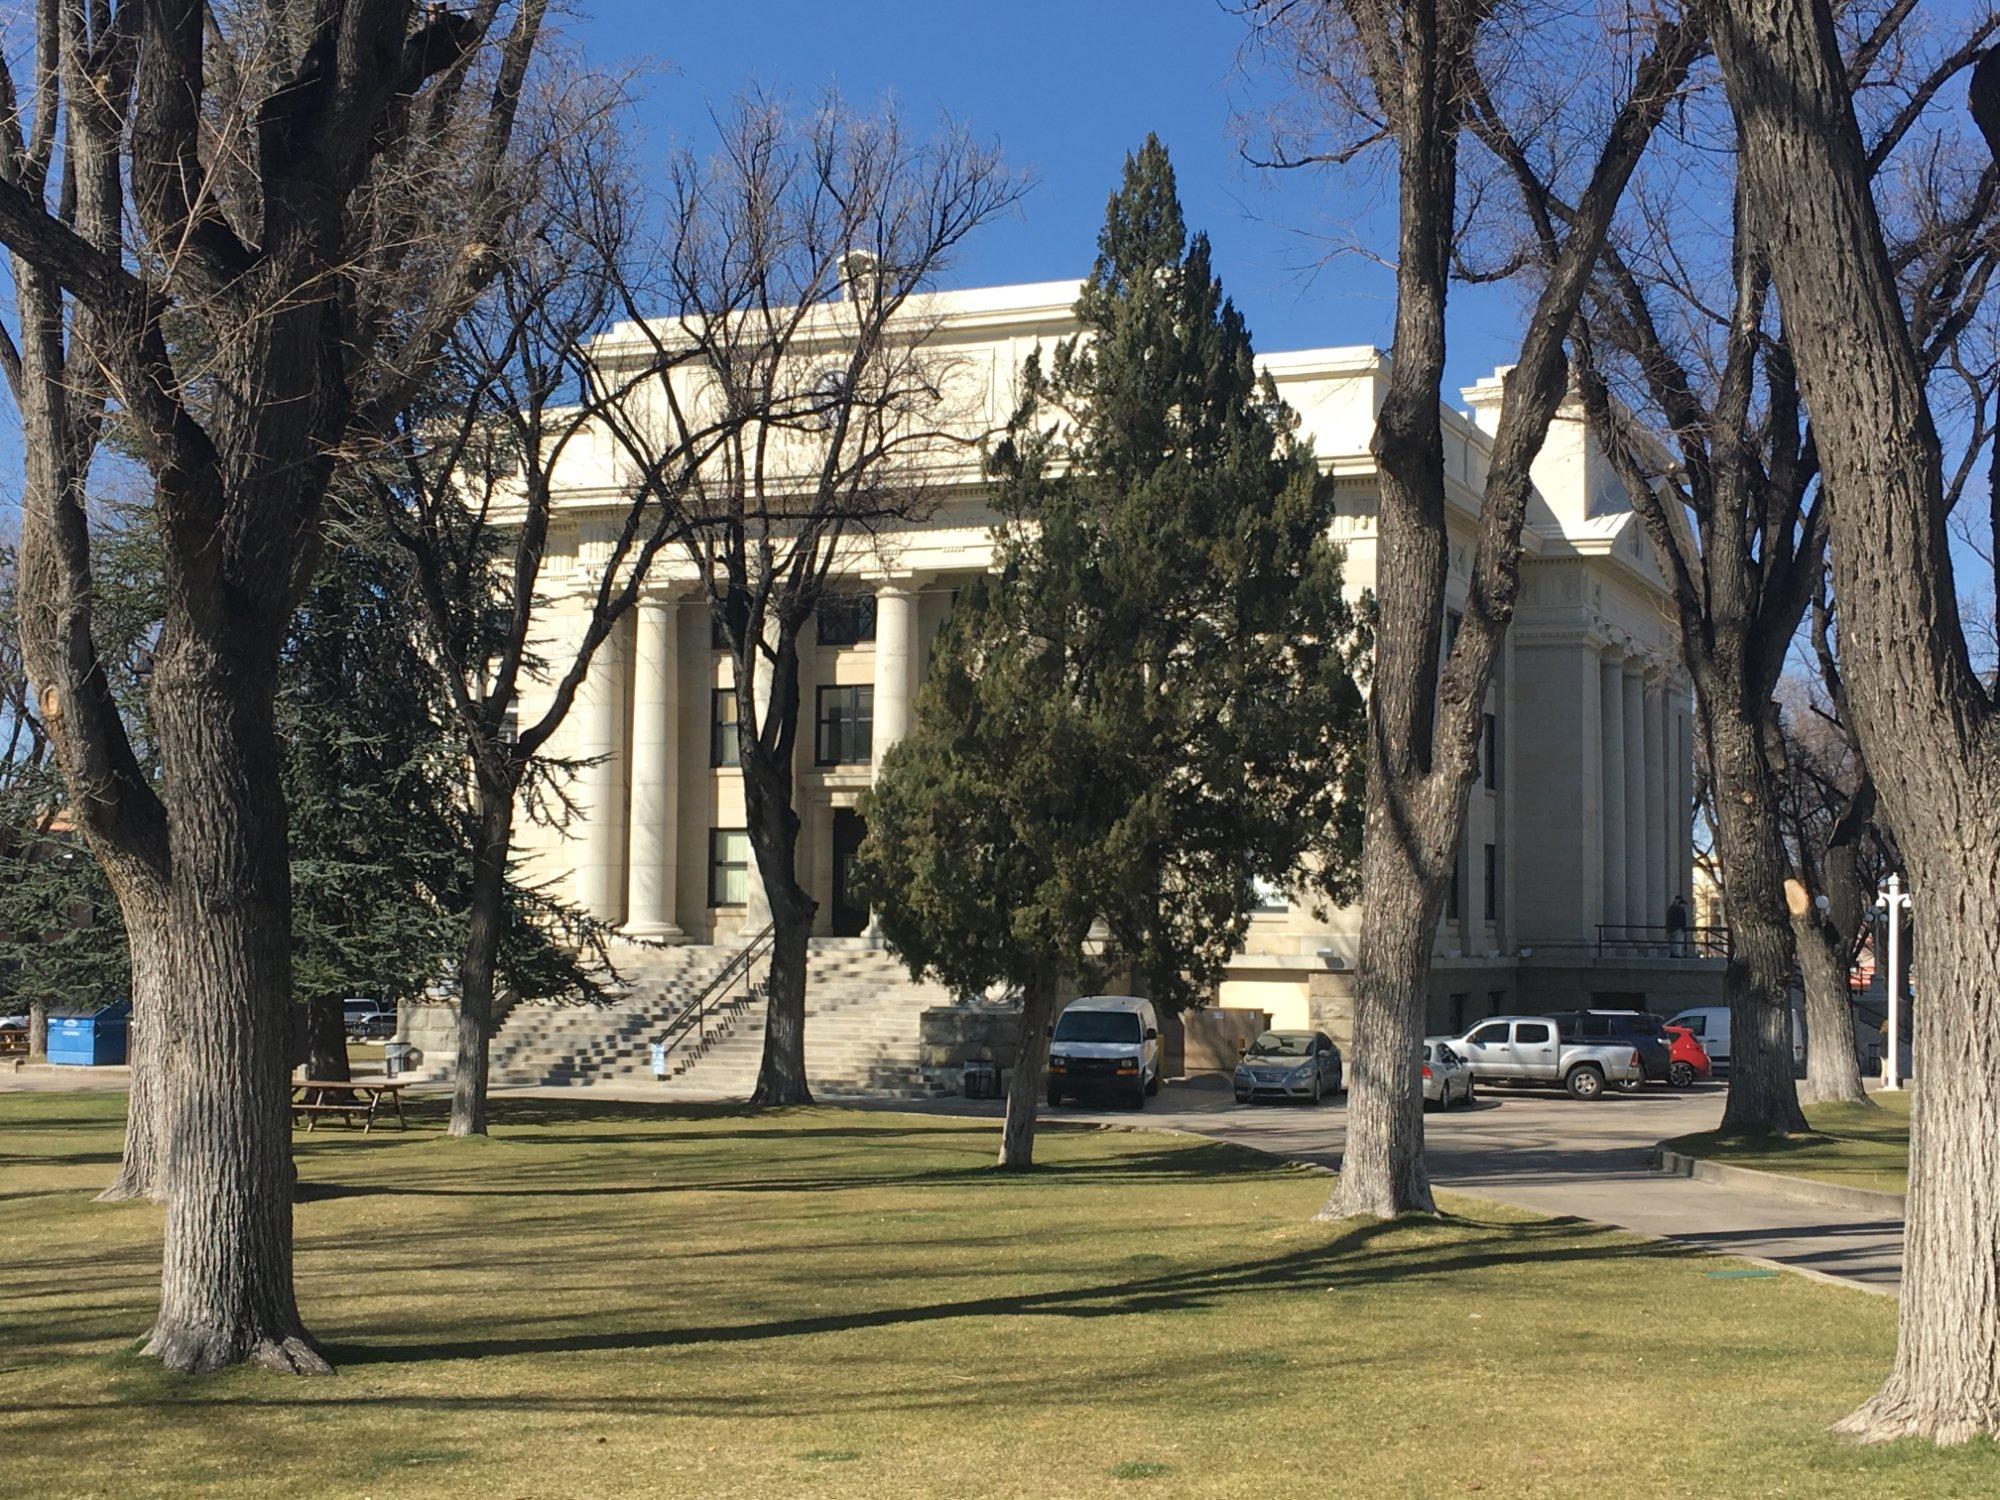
[[1595, 923, 1731, 959], [653, 922, 776, 1070]]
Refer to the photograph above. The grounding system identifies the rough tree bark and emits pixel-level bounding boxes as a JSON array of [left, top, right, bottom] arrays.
[[139, 632, 322, 1375], [1792, 785, 1872, 1106], [1707, 709, 1809, 1133], [99, 901, 171, 1203], [449, 773, 517, 1137], [998, 974, 1059, 1171], [744, 633, 816, 1107], [1708, 0, 2000, 1442], [26, 997, 46, 1062]]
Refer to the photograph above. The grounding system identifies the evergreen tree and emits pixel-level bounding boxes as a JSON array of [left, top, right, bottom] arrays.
[[860, 137, 1368, 1168]]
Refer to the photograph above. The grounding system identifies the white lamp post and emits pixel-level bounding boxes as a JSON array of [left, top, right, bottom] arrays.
[[1875, 873, 1912, 1090]]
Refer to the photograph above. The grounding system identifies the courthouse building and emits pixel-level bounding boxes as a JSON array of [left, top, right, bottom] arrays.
[[508, 278, 1719, 1047]]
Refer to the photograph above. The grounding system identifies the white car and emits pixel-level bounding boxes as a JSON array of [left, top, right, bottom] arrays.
[[1422, 1038, 1475, 1108], [1667, 1004, 1805, 1074], [1046, 995, 1163, 1109]]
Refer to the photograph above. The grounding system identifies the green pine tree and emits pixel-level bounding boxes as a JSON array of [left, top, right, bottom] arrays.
[[859, 136, 1368, 1168]]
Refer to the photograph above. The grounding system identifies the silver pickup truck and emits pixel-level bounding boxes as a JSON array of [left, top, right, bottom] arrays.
[[1450, 1015, 1643, 1100]]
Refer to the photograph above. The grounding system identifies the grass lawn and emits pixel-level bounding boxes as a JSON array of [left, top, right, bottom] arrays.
[[0, 1090, 1986, 1499], [1667, 1091, 1912, 1197]]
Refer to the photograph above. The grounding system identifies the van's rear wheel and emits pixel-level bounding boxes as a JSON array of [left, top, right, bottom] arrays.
[[1565, 1064, 1606, 1101]]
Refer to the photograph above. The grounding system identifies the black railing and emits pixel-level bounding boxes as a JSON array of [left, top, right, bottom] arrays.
[[1595, 923, 1730, 959], [653, 922, 776, 1075]]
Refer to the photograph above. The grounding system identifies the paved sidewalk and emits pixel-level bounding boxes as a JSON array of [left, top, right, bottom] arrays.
[[1019, 1081, 1906, 1292]]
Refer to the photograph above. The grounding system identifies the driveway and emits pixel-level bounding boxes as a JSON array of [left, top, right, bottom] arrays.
[[1020, 1078, 1905, 1291]]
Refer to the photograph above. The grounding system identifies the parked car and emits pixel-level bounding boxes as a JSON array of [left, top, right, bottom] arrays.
[[1546, 1009, 1674, 1088], [1451, 1014, 1644, 1100], [1422, 1038, 1474, 1109], [1047, 996, 1162, 1109], [1233, 1030, 1343, 1105], [1664, 1004, 1805, 1074], [342, 998, 397, 1042], [1662, 1024, 1712, 1087]]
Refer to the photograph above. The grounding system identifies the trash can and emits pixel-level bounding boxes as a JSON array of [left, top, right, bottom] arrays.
[[47, 998, 130, 1066], [382, 1041, 420, 1078], [650, 1042, 669, 1080], [962, 1060, 1000, 1099]]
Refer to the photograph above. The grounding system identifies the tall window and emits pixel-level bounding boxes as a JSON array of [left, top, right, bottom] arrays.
[[1483, 712, 1499, 790], [815, 685, 874, 765], [1484, 843, 1499, 921], [710, 687, 740, 768], [1250, 876, 1288, 913], [817, 594, 877, 646], [1447, 859, 1461, 921], [1444, 608, 1463, 657], [708, 829, 750, 906]]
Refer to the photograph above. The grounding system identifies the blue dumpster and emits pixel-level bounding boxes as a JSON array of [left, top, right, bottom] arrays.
[[47, 998, 131, 1066]]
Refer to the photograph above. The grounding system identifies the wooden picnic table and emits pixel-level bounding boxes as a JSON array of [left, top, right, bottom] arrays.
[[291, 1077, 410, 1134]]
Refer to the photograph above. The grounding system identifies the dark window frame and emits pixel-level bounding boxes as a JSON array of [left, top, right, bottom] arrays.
[[710, 687, 740, 768], [707, 828, 750, 907], [814, 684, 874, 767], [1483, 711, 1499, 790], [1483, 842, 1498, 921], [816, 594, 877, 647]]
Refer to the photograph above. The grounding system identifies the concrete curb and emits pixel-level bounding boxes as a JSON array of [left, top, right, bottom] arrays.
[[1653, 1147, 1906, 1217]]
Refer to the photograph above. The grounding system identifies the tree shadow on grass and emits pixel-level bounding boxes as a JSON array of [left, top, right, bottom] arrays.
[[328, 1213, 1687, 1369], [297, 1136, 1296, 1203]]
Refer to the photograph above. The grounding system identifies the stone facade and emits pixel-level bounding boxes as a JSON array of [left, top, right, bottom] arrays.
[[512, 279, 1720, 1032]]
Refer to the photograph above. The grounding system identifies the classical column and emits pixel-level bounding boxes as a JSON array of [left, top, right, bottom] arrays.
[[1621, 662, 1647, 930], [872, 582, 920, 769], [1643, 674, 1668, 942], [624, 593, 684, 939], [573, 610, 631, 925], [1598, 653, 1627, 939]]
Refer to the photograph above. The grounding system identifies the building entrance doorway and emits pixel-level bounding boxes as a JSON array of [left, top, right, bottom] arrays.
[[831, 807, 868, 937]]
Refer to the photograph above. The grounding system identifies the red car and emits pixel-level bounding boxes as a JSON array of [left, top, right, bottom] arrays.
[[1662, 1024, 1711, 1088]]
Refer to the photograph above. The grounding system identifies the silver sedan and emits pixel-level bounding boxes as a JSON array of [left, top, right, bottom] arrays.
[[1422, 1039, 1475, 1108]]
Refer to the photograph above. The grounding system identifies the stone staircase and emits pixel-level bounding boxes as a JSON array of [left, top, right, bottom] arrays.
[[475, 938, 954, 1098], [655, 945, 955, 1100]]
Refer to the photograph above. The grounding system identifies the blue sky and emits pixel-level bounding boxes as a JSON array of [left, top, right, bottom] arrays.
[[570, 0, 1527, 396]]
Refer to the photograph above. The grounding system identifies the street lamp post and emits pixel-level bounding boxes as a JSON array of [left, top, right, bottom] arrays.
[[1875, 873, 1912, 1090]]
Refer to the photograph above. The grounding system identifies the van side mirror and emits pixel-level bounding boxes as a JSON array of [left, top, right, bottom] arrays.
[[1044, 1025, 1054, 1040], [1145, 1026, 1158, 1041]]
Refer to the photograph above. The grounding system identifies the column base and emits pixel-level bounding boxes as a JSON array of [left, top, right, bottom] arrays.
[[621, 922, 688, 943]]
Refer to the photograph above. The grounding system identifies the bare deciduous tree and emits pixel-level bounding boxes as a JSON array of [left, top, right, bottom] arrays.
[[600, 95, 1020, 1105], [0, 1, 548, 1375], [1244, 0, 1703, 1218], [1705, 0, 2000, 1444], [1540, 4, 1998, 1134]]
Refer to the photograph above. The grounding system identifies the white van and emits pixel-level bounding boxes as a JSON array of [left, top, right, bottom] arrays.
[[1666, 1004, 1805, 1073], [1046, 996, 1162, 1109]]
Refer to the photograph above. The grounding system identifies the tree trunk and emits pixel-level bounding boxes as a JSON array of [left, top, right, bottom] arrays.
[[1707, 708, 1809, 1135], [1794, 838, 1870, 1106], [450, 773, 516, 1137], [1708, 0, 2000, 1439], [1794, 912, 1868, 1105], [304, 996, 351, 1085], [1319, 833, 1439, 1220], [1834, 856, 2000, 1442], [138, 636, 326, 1377], [744, 748, 816, 1107], [998, 974, 1059, 1170], [99, 899, 171, 1204], [27, 997, 46, 1062]]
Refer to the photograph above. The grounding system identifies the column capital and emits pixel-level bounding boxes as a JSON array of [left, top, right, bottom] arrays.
[[873, 571, 933, 598]]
